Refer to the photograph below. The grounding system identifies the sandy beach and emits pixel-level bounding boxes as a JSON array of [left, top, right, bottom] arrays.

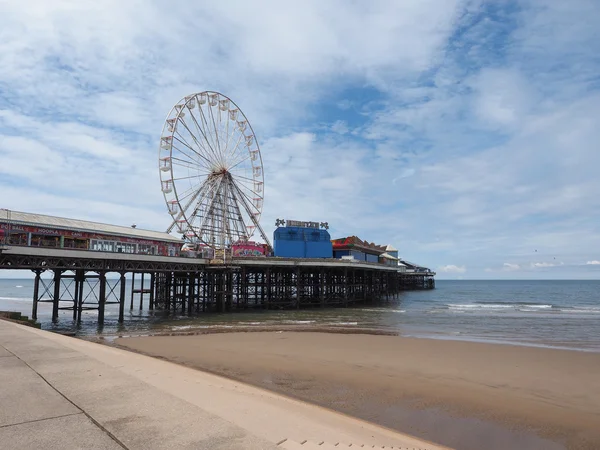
[[115, 331, 600, 450]]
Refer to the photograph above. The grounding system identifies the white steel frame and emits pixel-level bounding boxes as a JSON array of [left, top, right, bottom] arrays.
[[159, 91, 271, 250]]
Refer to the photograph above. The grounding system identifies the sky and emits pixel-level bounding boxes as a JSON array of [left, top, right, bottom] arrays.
[[0, 0, 599, 279]]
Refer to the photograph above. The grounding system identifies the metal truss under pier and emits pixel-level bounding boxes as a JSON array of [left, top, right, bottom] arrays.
[[0, 246, 435, 325]]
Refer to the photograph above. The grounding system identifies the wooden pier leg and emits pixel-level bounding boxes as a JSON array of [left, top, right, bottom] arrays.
[[202, 271, 207, 312], [130, 272, 135, 310], [217, 272, 224, 313], [240, 266, 246, 309], [52, 269, 61, 322], [76, 271, 85, 322], [98, 272, 106, 325], [166, 272, 172, 311], [344, 267, 348, 307], [32, 270, 41, 321], [296, 268, 301, 309], [149, 273, 155, 310], [139, 272, 145, 310], [72, 273, 79, 320], [319, 269, 325, 308], [187, 273, 194, 314], [268, 268, 273, 309], [72, 270, 81, 320], [118, 272, 126, 323]]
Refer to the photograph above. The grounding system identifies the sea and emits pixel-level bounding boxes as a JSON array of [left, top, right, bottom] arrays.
[[1, 279, 599, 352]]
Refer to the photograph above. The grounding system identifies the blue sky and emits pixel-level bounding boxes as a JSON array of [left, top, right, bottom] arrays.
[[1, 0, 599, 279]]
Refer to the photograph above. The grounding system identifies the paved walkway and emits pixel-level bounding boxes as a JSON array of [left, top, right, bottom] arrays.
[[0, 320, 448, 450]]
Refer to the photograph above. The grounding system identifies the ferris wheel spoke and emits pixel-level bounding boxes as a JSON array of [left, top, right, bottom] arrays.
[[170, 141, 200, 165], [207, 102, 223, 164], [166, 185, 205, 233], [177, 178, 210, 206], [229, 179, 271, 249], [172, 135, 212, 171], [230, 173, 259, 183], [187, 107, 221, 165], [224, 131, 245, 167], [191, 176, 223, 232], [170, 158, 212, 174], [228, 138, 250, 168], [222, 134, 237, 166], [222, 107, 232, 162], [227, 186, 250, 237], [172, 174, 207, 182], [232, 176, 258, 196], [196, 103, 221, 165], [175, 121, 215, 168], [230, 178, 261, 213], [228, 155, 251, 172]]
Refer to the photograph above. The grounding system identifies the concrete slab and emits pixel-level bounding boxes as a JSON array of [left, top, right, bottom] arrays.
[[0, 320, 445, 450], [0, 346, 11, 357], [0, 356, 79, 427], [0, 413, 123, 450], [0, 322, 278, 450]]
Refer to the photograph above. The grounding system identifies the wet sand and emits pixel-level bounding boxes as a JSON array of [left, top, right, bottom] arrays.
[[115, 332, 600, 450]]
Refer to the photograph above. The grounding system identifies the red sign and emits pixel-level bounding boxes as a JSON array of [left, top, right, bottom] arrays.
[[232, 241, 266, 257]]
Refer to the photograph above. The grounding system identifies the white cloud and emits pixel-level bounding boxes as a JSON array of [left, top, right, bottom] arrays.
[[438, 265, 467, 274], [531, 262, 561, 268], [1, 1, 600, 280], [586, 261, 600, 265], [330, 120, 349, 135]]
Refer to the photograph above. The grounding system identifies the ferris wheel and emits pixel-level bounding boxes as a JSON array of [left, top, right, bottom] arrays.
[[159, 91, 271, 250]]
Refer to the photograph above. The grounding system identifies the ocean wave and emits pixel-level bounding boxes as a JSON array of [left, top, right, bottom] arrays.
[[0, 296, 31, 301], [557, 308, 600, 314], [449, 303, 553, 310], [282, 320, 316, 325], [448, 303, 513, 309], [446, 302, 600, 315], [474, 301, 551, 306], [361, 308, 406, 313]]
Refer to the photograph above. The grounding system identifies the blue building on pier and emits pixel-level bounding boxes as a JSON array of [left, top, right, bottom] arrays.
[[273, 219, 332, 258]]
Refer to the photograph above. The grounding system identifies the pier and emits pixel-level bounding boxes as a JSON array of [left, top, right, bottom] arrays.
[[0, 245, 434, 326]]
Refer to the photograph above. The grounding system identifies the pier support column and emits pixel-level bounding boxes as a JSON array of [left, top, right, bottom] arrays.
[[73, 270, 84, 321], [225, 271, 233, 312], [139, 272, 145, 310], [216, 272, 224, 313], [52, 269, 61, 322], [31, 270, 41, 321], [149, 273, 155, 310], [98, 272, 106, 325], [319, 269, 325, 308], [296, 268, 301, 309], [118, 272, 126, 322], [240, 267, 246, 309], [188, 272, 195, 314], [201, 271, 207, 312], [344, 267, 348, 307], [166, 272, 172, 311], [130, 272, 135, 310]]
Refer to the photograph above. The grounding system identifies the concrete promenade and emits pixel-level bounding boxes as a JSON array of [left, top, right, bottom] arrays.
[[0, 320, 448, 450]]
